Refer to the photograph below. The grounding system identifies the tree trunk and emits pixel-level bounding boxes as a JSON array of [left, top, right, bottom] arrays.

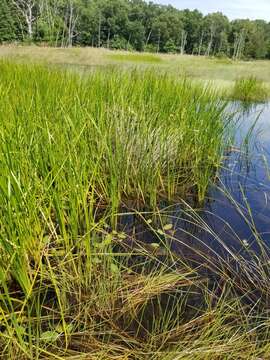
[[27, 4, 33, 38], [98, 13, 101, 47], [206, 24, 215, 56], [145, 29, 152, 49], [68, 1, 73, 47], [198, 31, 204, 56], [180, 30, 187, 55], [107, 28, 110, 49], [157, 29, 160, 53], [12, 0, 36, 40]]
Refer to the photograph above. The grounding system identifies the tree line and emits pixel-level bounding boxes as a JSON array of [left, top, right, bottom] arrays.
[[1, 0, 270, 59]]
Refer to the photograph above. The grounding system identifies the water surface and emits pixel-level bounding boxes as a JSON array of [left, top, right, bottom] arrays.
[[121, 103, 270, 264], [203, 103, 270, 255]]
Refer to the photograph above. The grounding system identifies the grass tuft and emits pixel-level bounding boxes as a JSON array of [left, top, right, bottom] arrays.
[[230, 76, 269, 102], [3, 61, 266, 360]]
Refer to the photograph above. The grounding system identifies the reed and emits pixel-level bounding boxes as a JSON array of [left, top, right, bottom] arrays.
[[0, 61, 244, 359], [230, 76, 269, 103]]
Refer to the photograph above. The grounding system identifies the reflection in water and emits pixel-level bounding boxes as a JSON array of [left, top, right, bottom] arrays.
[[206, 103, 270, 252], [119, 102, 270, 265]]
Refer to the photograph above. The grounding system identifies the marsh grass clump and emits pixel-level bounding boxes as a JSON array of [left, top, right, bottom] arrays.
[[231, 76, 269, 102], [0, 61, 231, 211], [0, 61, 239, 359]]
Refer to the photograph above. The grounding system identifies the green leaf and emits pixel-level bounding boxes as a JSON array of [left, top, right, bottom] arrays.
[[92, 258, 102, 264], [103, 234, 113, 245], [40, 330, 59, 343], [16, 325, 27, 336], [110, 263, 120, 274], [56, 323, 74, 334]]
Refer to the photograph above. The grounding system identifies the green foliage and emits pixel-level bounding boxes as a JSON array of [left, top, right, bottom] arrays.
[[0, 61, 231, 295], [0, 0, 16, 43], [5, 0, 270, 60], [144, 43, 158, 53], [110, 35, 132, 50], [1, 61, 270, 360], [164, 39, 178, 53], [231, 76, 269, 102], [231, 19, 270, 60]]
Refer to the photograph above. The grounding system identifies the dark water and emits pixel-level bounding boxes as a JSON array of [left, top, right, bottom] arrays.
[[120, 103, 270, 264], [202, 103, 270, 255]]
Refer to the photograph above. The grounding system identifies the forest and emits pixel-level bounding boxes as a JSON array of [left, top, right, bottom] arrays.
[[1, 0, 270, 59]]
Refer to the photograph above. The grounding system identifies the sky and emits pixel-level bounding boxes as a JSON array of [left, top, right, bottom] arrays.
[[155, 0, 270, 21]]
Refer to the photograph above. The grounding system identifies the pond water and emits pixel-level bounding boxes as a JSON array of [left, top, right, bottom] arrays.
[[120, 102, 270, 265], [201, 103, 270, 255]]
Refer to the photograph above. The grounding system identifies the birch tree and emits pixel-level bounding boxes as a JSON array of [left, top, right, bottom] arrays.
[[233, 30, 245, 60], [198, 30, 204, 55], [180, 29, 187, 55], [67, 0, 79, 47], [205, 23, 215, 56], [12, 0, 37, 39]]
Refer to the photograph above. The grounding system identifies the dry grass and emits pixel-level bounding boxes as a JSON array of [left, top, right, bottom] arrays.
[[1, 45, 270, 90]]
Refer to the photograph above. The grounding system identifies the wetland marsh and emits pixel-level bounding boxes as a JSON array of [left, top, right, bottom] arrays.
[[1, 49, 270, 359]]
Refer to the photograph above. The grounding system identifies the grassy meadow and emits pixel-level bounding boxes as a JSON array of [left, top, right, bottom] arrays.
[[1, 45, 270, 98], [0, 48, 270, 359]]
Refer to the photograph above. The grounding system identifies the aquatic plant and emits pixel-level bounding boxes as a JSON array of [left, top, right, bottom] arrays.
[[231, 76, 269, 103], [0, 61, 240, 359]]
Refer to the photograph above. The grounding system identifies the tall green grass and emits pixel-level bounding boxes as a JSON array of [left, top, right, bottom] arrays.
[[230, 76, 269, 102], [0, 61, 241, 358], [0, 61, 230, 209]]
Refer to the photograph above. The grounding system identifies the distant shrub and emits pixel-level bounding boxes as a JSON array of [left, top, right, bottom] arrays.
[[164, 39, 178, 54], [144, 44, 157, 53], [214, 55, 233, 65], [215, 52, 232, 62], [231, 76, 269, 102], [110, 35, 133, 51], [216, 52, 227, 59]]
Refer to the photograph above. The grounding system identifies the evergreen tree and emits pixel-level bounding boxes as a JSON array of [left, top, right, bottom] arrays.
[[0, 0, 16, 43]]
